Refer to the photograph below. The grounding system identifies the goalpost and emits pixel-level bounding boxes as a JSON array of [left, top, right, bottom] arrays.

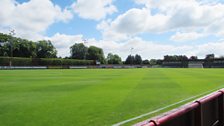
[[188, 61, 204, 68]]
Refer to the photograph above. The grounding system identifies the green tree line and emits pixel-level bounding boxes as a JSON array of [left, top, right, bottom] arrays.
[[0, 33, 57, 58], [2, 33, 224, 66], [0, 33, 145, 65]]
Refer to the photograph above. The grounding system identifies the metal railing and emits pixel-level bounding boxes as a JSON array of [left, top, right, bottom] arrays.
[[135, 89, 224, 126]]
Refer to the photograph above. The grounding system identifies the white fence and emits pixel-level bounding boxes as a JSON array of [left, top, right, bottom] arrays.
[[0, 66, 47, 69], [0, 65, 151, 69]]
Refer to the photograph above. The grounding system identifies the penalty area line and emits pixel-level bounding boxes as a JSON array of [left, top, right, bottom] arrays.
[[112, 86, 224, 126]]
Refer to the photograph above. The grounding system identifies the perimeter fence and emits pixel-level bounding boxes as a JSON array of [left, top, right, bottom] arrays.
[[135, 89, 224, 126]]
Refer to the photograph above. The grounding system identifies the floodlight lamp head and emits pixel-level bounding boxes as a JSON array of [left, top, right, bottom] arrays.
[[82, 39, 88, 44], [9, 29, 16, 36]]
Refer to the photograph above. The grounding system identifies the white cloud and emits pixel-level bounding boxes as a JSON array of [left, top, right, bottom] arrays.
[[108, 38, 191, 59], [1, 0, 224, 60], [72, 0, 117, 21], [205, 19, 224, 37], [89, 37, 224, 60], [112, 8, 149, 35], [47, 32, 224, 60], [97, 8, 168, 41], [134, 0, 154, 8], [97, 20, 128, 41], [98, 0, 224, 41], [195, 41, 224, 57], [163, 0, 224, 29], [170, 32, 204, 42], [46, 33, 84, 57], [101, 38, 224, 60], [0, 0, 73, 40]]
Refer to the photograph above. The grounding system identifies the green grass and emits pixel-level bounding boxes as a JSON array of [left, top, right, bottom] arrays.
[[0, 68, 224, 126]]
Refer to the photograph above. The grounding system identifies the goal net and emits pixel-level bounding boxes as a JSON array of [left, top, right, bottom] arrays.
[[188, 62, 203, 68]]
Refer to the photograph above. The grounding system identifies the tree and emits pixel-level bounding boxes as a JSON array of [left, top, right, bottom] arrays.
[[204, 54, 215, 68], [164, 55, 188, 61], [0, 33, 10, 42], [0, 33, 13, 57], [106, 53, 122, 64], [87, 46, 105, 64], [0, 34, 36, 58], [125, 54, 143, 65], [70, 43, 88, 59], [36, 40, 57, 58], [189, 56, 198, 60], [125, 55, 135, 64], [205, 54, 215, 60], [142, 59, 150, 65], [134, 54, 142, 64], [219, 56, 224, 59], [13, 39, 36, 58], [0, 33, 58, 58], [0, 44, 9, 56], [149, 59, 157, 65], [163, 55, 188, 67], [0, 42, 10, 57], [156, 59, 163, 65]]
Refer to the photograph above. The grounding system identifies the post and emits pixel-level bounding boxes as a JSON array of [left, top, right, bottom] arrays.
[[83, 39, 88, 60], [130, 47, 134, 66], [218, 90, 224, 126], [9, 29, 15, 67], [83, 39, 88, 65], [195, 101, 203, 126]]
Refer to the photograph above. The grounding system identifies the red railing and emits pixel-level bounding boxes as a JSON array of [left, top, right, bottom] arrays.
[[135, 89, 224, 126]]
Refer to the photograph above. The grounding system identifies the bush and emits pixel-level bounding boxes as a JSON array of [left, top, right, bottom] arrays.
[[12, 57, 32, 66], [0, 57, 10, 66], [0, 57, 32, 66], [39, 58, 95, 66], [39, 58, 62, 66], [47, 66, 63, 69], [62, 59, 94, 66], [0, 57, 95, 66]]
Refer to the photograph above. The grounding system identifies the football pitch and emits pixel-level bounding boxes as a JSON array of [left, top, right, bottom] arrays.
[[1, 69, 224, 126]]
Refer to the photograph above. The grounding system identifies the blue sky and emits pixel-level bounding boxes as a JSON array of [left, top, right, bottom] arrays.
[[1, 0, 224, 59], [46, 0, 141, 40]]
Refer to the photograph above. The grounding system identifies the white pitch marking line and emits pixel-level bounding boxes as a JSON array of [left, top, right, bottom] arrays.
[[112, 86, 224, 126]]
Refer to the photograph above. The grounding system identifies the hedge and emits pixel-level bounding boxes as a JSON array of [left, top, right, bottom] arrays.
[[61, 59, 94, 66], [0, 57, 95, 66], [0, 57, 32, 66], [38, 58, 62, 66], [39, 58, 95, 66], [0, 57, 10, 66]]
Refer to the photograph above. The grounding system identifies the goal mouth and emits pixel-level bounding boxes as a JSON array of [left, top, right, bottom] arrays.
[[188, 63, 203, 68], [188, 61, 204, 68]]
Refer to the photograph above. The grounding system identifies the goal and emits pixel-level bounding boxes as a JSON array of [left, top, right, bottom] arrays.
[[188, 61, 203, 68]]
